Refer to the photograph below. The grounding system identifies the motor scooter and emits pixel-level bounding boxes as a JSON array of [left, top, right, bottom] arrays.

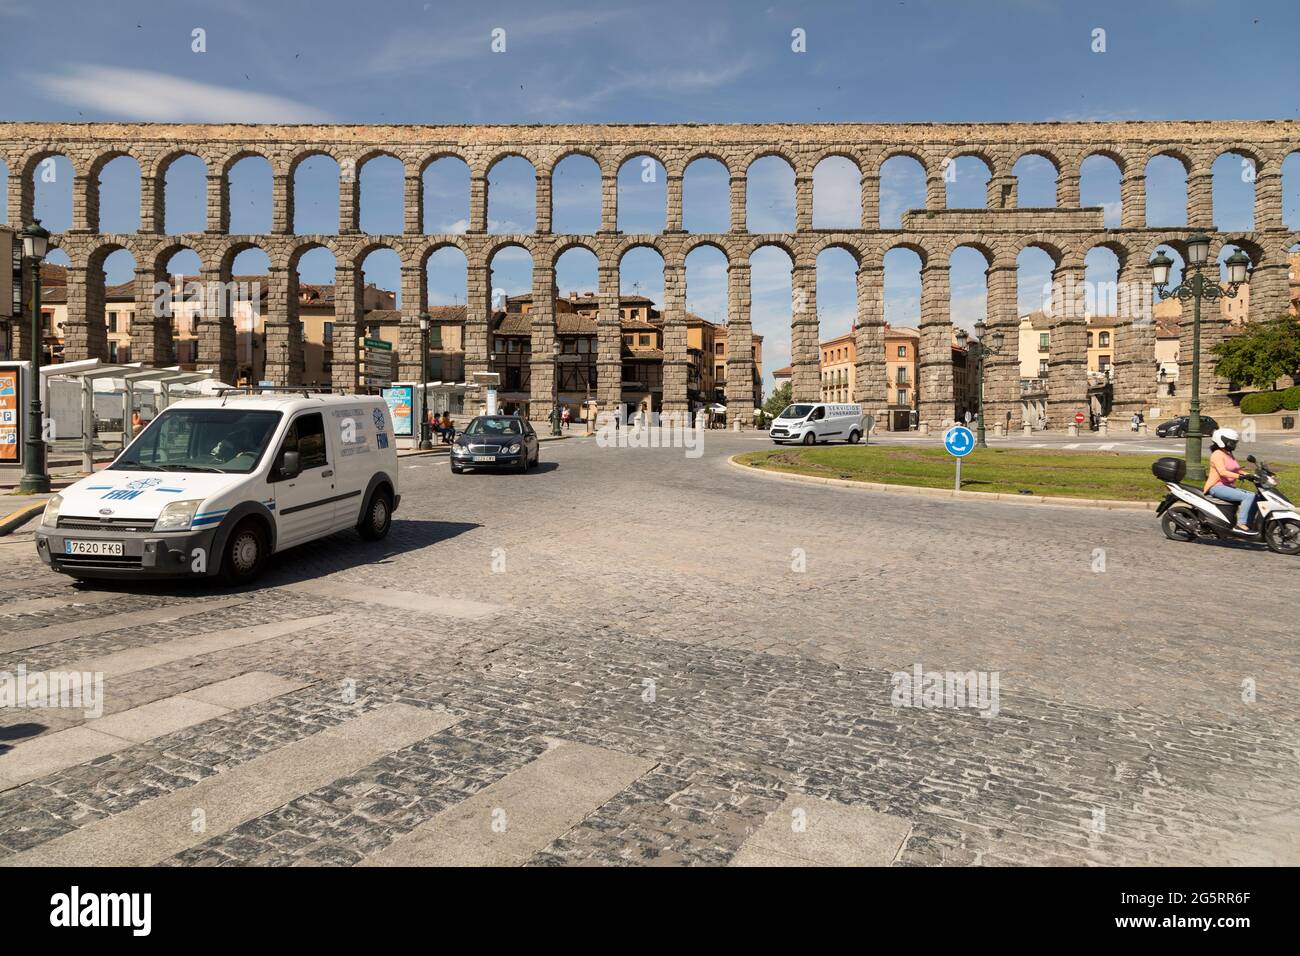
[[1154, 455, 1300, 555]]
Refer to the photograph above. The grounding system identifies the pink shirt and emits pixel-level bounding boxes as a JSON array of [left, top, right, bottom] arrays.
[[1204, 449, 1241, 493]]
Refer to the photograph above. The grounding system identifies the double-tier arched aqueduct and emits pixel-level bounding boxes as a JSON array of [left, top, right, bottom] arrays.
[[4, 120, 1298, 429]]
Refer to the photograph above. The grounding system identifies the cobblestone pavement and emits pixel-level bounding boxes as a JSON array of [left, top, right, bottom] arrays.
[[0, 432, 1295, 866]]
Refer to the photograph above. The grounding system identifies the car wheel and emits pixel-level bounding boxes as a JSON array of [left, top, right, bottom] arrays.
[[847, 429, 861, 445], [802, 431, 816, 446], [220, 518, 268, 585], [451, 464, 463, 474], [358, 487, 392, 541]]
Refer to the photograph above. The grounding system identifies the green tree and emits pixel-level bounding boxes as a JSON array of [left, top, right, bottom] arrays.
[[1211, 315, 1300, 390], [763, 381, 792, 419]]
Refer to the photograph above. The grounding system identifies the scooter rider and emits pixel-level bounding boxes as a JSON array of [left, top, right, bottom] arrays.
[[1204, 427, 1257, 534]]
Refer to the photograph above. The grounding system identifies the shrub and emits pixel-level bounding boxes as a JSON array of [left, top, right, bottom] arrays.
[[1280, 385, 1300, 411], [1240, 391, 1283, 415]]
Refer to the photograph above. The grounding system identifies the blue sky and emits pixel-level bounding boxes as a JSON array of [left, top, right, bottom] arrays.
[[3, 0, 1298, 388]]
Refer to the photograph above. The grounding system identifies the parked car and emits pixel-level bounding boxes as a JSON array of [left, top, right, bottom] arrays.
[[769, 402, 869, 445], [450, 415, 540, 473], [1156, 415, 1219, 439], [36, 391, 399, 585]]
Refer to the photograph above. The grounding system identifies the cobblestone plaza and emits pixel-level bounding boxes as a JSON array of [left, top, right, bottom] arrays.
[[2, 434, 1294, 866]]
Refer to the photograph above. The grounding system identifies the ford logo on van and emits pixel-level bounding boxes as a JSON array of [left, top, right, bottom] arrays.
[[99, 508, 114, 516]]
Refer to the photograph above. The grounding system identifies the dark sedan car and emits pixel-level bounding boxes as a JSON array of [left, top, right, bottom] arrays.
[[1156, 415, 1219, 438], [450, 415, 540, 473]]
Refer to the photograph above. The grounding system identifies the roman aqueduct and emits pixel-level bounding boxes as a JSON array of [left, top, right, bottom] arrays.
[[3, 119, 1298, 429]]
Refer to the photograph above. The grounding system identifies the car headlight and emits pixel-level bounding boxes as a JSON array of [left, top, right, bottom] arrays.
[[507, 442, 521, 453], [154, 499, 202, 532], [42, 494, 62, 528]]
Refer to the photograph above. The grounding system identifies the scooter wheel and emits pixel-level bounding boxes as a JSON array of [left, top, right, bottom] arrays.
[[1264, 519, 1300, 555], [1161, 506, 1197, 542]]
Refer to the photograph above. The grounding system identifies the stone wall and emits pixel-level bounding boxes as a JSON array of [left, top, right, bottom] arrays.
[[3, 120, 1297, 427]]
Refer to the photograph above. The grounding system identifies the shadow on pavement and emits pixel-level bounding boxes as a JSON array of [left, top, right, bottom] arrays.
[[64, 518, 480, 599]]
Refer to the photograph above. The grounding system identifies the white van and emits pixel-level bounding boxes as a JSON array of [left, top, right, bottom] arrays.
[[35, 390, 400, 585], [769, 402, 869, 445]]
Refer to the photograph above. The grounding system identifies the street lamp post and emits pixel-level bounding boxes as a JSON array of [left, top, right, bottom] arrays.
[[550, 338, 561, 436], [19, 220, 52, 495], [418, 312, 433, 449], [1151, 237, 1250, 483], [969, 319, 1006, 449]]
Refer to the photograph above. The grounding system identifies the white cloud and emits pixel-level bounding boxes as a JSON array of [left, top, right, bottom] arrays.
[[37, 66, 332, 123]]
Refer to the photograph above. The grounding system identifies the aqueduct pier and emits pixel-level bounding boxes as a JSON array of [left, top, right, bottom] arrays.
[[4, 119, 1298, 428]]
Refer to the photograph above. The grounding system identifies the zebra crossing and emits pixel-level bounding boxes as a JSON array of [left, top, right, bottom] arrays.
[[0, 599, 909, 866]]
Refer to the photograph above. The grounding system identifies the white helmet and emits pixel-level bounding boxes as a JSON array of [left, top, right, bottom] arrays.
[[1211, 427, 1239, 451]]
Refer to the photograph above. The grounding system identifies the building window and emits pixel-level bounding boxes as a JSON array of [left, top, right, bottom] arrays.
[[577, 338, 589, 353], [429, 325, 442, 348], [323, 322, 334, 345], [897, 346, 906, 358], [1038, 359, 1049, 376], [1039, 332, 1049, 350], [1099, 355, 1111, 370], [1099, 332, 1110, 347], [897, 389, 908, 406], [896, 367, 908, 384], [125, 311, 134, 331], [639, 334, 650, 346]]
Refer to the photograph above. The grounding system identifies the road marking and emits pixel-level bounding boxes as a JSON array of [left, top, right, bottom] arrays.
[[4, 703, 455, 866], [1063, 443, 1081, 449], [0, 598, 247, 653], [0, 672, 308, 792], [47, 614, 340, 680], [0, 592, 121, 617], [1099, 443, 1116, 451], [278, 580, 502, 619], [730, 795, 911, 867], [362, 740, 656, 867]]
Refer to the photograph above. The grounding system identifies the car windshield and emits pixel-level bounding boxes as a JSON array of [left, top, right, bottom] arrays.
[[778, 404, 813, 419], [111, 408, 282, 474], [464, 417, 523, 436]]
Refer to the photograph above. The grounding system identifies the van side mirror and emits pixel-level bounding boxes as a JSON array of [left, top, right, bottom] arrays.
[[279, 450, 301, 480]]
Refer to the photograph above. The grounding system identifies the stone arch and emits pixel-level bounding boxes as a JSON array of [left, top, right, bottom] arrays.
[[812, 155, 862, 229]]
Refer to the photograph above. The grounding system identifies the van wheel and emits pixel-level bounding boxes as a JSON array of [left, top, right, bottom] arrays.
[[220, 519, 268, 585], [847, 430, 861, 444], [358, 487, 392, 541], [802, 431, 816, 446]]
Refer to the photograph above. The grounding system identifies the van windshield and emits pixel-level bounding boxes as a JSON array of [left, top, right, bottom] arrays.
[[777, 404, 813, 419], [111, 408, 282, 474]]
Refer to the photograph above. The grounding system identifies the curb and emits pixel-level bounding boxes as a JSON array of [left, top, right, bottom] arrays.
[[0, 501, 47, 536], [727, 455, 1158, 511]]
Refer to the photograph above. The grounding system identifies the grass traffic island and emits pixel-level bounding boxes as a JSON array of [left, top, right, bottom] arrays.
[[734, 445, 1299, 504]]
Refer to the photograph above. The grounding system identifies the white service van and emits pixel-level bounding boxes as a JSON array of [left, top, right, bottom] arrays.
[[35, 390, 400, 585], [769, 402, 869, 445]]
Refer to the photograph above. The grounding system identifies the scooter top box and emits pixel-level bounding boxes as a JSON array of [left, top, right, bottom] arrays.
[[1152, 457, 1187, 483]]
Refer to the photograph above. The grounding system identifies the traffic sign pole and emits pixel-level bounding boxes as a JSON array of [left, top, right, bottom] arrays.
[[943, 424, 976, 494]]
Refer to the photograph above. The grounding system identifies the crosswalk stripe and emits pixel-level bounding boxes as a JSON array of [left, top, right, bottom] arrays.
[[278, 579, 502, 619], [0, 598, 247, 653], [51, 614, 340, 680], [362, 740, 656, 867], [0, 592, 121, 617], [0, 671, 309, 792], [3, 703, 456, 866], [729, 795, 911, 866]]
